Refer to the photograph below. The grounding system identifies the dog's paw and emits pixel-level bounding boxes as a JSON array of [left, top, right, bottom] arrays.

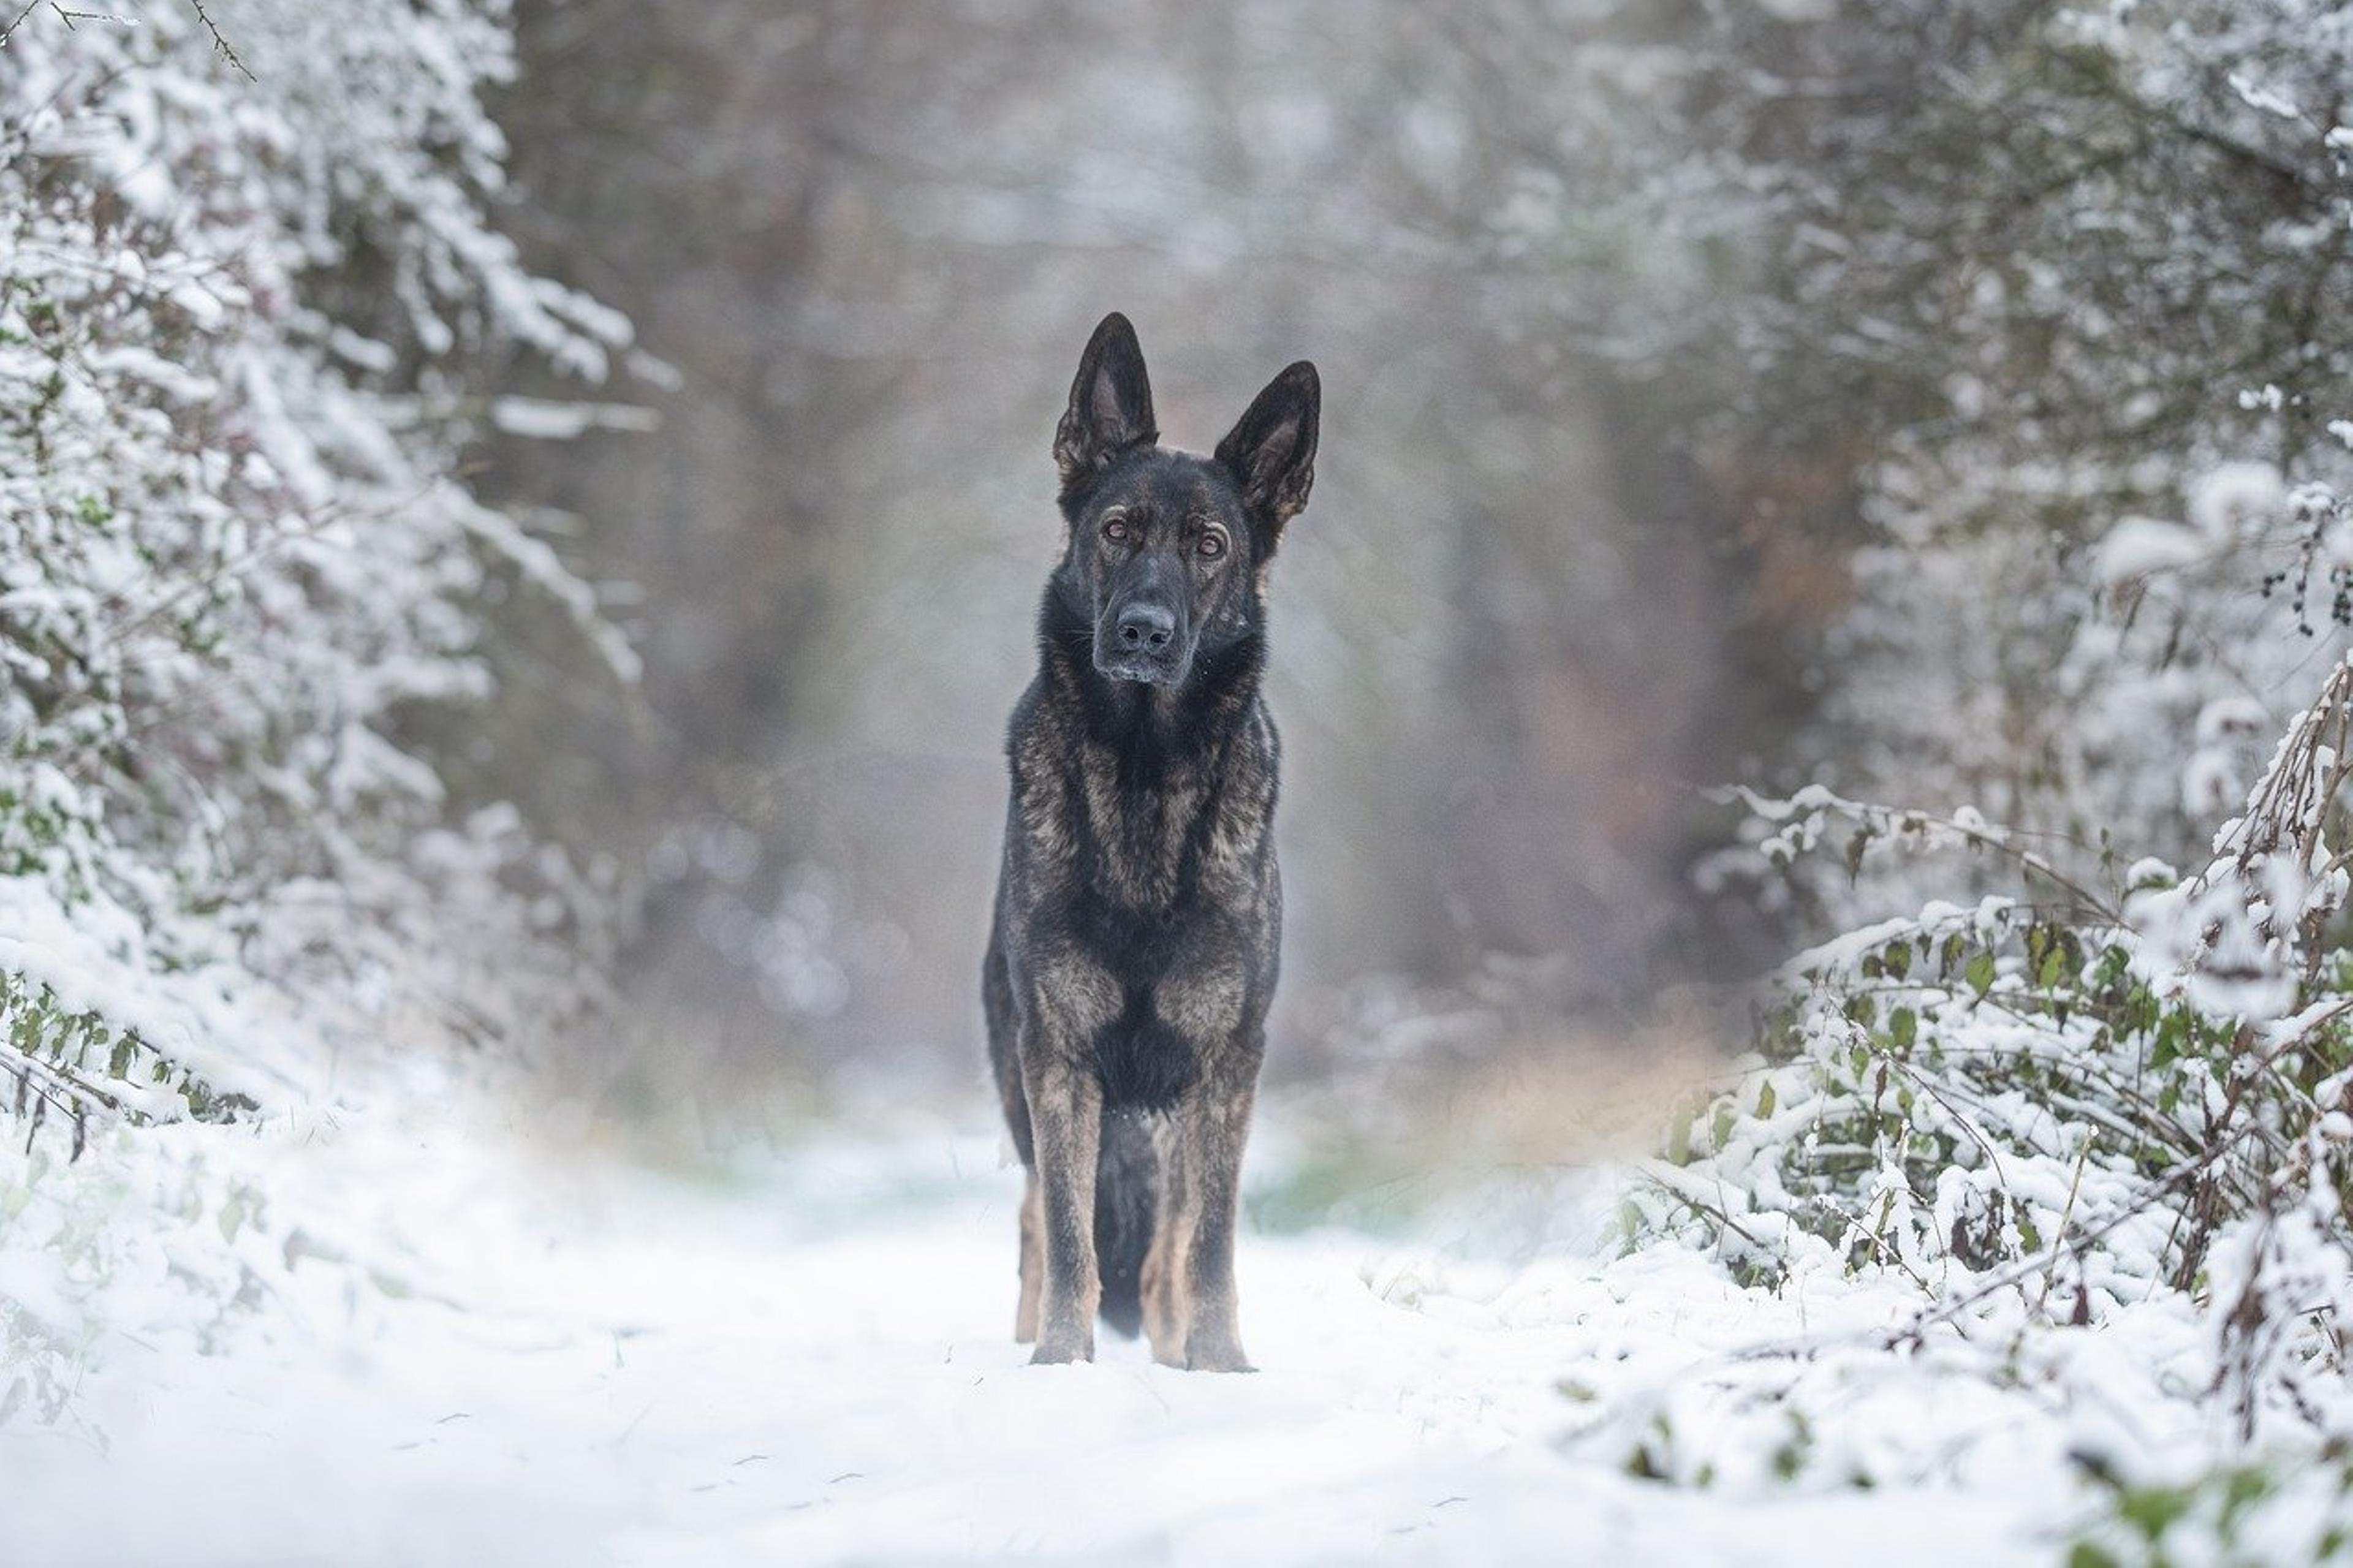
[[1184, 1338, 1256, 1374], [1028, 1333, 1096, 1366]]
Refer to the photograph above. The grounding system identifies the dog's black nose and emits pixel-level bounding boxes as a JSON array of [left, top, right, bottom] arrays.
[[1115, 603, 1175, 652]]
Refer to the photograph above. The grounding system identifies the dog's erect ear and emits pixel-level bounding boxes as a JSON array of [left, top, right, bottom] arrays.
[[1215, 360, 1319, 543], [1055, 312, 1158, 488]]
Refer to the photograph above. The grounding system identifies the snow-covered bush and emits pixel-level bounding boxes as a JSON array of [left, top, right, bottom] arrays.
[[0, 1, 629, 1422], [1552, 6, 2353, 1537], [2069, 1453, 2353, 1566], [1640, 658, 2353, 1474]]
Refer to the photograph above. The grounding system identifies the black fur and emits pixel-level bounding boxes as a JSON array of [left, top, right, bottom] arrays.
[[1093, 1112, 1157, 1336], [984, 311, 1318, 1369]]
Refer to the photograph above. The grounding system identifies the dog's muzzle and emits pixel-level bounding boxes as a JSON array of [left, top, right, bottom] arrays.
[[1097, 602, 1184, 684]]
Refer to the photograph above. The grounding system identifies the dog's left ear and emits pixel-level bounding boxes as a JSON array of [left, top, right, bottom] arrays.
[[1215, 361, 1319, 545]]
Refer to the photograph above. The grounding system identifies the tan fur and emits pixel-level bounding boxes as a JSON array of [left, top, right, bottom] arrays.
[[1141, 1112, 1196, 1365], [1171, 1084, 1255, 1371], [1028, 944, 1121, 1036], [1015, 1173, 1044, 1343], [1021, 1053, 1104, 1363], [1140, 1211, 1194, 1366], [1077, 738, 1202, 908], [1155, 961, 1245, 1042]]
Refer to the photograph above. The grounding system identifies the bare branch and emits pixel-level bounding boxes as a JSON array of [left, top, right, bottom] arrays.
[[0, 0, 40, 49], [185, 0, 251, 80]]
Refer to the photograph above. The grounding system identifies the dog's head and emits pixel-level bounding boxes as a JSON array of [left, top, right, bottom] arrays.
[[1048, 312, 1318, 688]]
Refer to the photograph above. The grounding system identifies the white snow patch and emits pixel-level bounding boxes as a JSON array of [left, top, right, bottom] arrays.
[[2096, 516, 2205, 582], [0, 1111, 2273, 1565], [2186, 461, 2284, 539]]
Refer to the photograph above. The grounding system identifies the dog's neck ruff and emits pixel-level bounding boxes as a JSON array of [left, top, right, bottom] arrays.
[[1037, 586, 1263, 767]]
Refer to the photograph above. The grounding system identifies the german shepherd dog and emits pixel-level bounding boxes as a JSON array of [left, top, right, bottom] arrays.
[[983, 312, 1318, 1370]]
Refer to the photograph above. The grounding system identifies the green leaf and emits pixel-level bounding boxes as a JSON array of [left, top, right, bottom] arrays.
[[1966, 950, 1996, 996], [2117, 1484, 2194, 1541]]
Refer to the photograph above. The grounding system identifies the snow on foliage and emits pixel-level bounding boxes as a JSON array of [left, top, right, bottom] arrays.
[[1559, 2, 2353, 1550], [0, 1, 626, 1424], [1627, 661, 2353, 1552]]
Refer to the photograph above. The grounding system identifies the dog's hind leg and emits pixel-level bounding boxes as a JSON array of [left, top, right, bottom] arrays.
[[983, 922, 1039, 1343], [1015, 1170, 1044, 1343], [1141, 1116, 1194, 1366]]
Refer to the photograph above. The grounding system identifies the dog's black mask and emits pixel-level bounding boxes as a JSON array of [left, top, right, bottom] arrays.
[[1048, 312, 1319, 689]]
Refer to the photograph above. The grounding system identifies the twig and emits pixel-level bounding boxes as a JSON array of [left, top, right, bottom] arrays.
[[184, 0, 250, 80], [2033, 1138, 2094, 1317], [0, 0, 39, 48], [1722, 783, 2126, 925], [50, 6, 139, 29], [1887, 1126, 2262, 1350]]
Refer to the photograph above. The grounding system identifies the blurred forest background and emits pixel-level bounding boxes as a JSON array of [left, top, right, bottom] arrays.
[[475, 1, 1769, 1118], [9, 0, 2346, 1153], [466, 0, 2353, 1129]]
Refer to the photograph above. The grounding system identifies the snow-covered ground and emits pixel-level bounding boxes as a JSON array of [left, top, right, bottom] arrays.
[[6, 1081, 2257, 1567]]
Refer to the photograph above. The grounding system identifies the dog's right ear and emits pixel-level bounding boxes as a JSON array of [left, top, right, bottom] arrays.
[[1055, 312, 1158, 489]]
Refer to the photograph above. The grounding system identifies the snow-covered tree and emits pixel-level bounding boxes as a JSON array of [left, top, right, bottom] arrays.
[[0, 0, 628, 1419], [1558, 0, 2353, 895]]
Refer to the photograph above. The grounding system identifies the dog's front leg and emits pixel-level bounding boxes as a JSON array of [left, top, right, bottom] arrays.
[[1021, 1045, 1102, 1364], [1176, 1076, 1257, 1373]]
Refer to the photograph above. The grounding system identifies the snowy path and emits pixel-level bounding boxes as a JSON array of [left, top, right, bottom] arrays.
[[4, 1110, 2082, 1564]]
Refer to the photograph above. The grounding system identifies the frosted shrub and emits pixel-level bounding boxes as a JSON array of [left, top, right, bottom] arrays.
[[1604, 1, 2353, 1488], [0, 1, 629, 1419], [1646, 657, 2353, 1450]]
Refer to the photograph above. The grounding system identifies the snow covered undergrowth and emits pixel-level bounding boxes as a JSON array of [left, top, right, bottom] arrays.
[[2, 1092, 2333, 1567]]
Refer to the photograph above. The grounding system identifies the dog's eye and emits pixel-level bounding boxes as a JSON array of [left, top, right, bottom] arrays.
[[1197, 532, 1227, 559], [1101, 518, 1130, 543]]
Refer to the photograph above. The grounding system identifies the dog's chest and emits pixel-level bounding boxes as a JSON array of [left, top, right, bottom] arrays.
[[1009, 700, 1275, 916], [1077, 749, 1216, 909]]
